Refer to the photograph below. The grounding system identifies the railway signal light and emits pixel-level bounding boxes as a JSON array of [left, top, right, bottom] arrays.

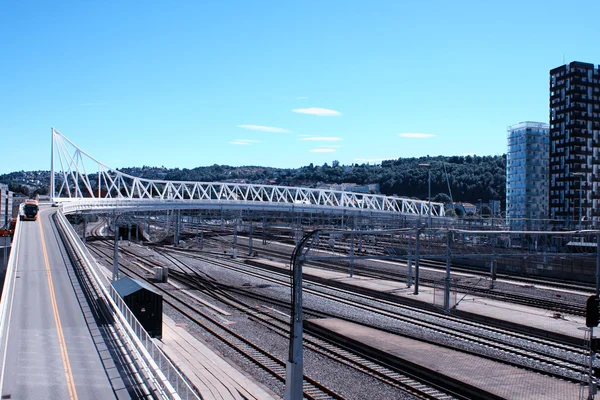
[[586, 295, 600, 328]]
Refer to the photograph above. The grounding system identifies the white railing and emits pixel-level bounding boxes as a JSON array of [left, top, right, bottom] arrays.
[[51, 128, 445, 218], [0, 213, 22, 392], [54, 210, 200, 400]]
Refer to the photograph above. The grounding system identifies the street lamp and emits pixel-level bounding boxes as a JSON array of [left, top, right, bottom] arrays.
[[419, 163, 431, 228], [572, 172, 584, 231]]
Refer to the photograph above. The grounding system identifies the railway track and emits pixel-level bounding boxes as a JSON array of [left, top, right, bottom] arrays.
[[96, 220, 596, 295], [87, 243, 344, 400], [212, 238, 588, 317], [158, 252, 461, 400], [150, 246, 591, 383], [198, 228, 596, 294]]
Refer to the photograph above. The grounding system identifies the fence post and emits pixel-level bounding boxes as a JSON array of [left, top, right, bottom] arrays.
[[413, 229, 421, 295]]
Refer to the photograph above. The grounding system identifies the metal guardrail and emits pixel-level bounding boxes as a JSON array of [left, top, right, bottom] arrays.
[[0, 211, 22, 392], [58, 197, 443, 220], [54, 210, 200, 399]]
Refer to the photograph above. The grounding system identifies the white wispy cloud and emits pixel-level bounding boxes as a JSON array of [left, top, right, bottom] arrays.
[[354, 157, 393, 163], [230, 139, 261, 145], [397, 133, 437, 138], [293, 108, 342, 116], [237, 124, 291, 133], [300, 136, 343, 142], [310, 148, 337, 153], [80, 102, 104, 107], [296, 96, 308, 100]]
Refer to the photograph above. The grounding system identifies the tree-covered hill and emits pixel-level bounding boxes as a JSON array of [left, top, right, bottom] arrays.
[[0, 154, 506, 205]]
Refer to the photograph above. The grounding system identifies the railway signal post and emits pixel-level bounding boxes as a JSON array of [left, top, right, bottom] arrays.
[[587, 295, 600, 399]]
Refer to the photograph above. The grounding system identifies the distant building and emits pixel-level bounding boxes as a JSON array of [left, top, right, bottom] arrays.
[[506, 121, 549, 230], [461, 203, 477, 215], [0, 184, 13, 228], [324, 183, 380, 194], [549, 61, 600, 228], [488, 200, 501, 216]]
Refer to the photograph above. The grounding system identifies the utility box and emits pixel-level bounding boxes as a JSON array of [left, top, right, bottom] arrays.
[[153, 267, 169, 283], [154, 267, 163, 282], [112, 276, 163, 339]]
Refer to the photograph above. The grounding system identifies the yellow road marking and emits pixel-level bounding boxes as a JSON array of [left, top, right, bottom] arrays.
[[38, 215, 79, 400]]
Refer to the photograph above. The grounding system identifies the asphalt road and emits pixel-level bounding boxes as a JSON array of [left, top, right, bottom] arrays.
[[0, 207, 123, 399]]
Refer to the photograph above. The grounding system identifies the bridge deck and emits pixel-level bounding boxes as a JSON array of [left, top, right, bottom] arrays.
[[1, 207, 132, 399]]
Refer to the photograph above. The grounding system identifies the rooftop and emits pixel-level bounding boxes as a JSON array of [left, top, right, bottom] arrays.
[[507, 121, 549, 132]]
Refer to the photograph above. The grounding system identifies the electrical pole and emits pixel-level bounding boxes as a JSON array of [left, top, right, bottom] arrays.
[[418, 163, 432, 229]]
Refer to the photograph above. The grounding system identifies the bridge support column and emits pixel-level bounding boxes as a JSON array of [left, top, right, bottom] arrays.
[[174, 210, 180, 246], [490, 240, 497, 289], [349, 218, 356, 277], [444, 231, 452, 312], [113, 220, 119, 281], [83, 215, 87, 246], [358, 232, 363, 254], [233, 217, 238, 246], [294, 217, 302, 246], [262, 217, 267, 245], [232, 217, 238, 258], [248, 221, 253, 256], [407, 233, 413, 287], [165, 211, 171, 238]]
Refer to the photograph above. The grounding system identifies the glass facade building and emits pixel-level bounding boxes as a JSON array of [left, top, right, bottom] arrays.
[[549, 61, 600, 229], [506, 122, 549, 230]]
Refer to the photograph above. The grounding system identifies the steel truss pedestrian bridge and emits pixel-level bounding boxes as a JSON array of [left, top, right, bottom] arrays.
[[51, 128, 444, 218]]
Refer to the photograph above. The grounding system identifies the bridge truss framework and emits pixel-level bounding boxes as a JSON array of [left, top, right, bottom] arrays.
[[51, 128, 445, 218]]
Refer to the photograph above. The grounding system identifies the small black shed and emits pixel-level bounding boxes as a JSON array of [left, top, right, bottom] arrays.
[[112, 276, 163, 339]]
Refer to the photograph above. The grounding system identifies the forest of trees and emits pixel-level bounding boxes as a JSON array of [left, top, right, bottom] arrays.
[[114, 154, 507, 205], [1, 154, 507, 206]]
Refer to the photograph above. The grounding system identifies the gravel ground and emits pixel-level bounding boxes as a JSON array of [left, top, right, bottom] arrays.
[[113, 242, 418, 399], [228, 235, 591, 307], [160, 272, 417, 399], [177, 239, 593, 374], [91, 238, 590, 398]]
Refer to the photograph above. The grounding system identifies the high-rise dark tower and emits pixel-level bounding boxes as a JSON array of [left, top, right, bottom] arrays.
[[549, 61, 600, 229]]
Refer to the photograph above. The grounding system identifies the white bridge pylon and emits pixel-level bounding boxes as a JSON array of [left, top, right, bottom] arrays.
[[50, 128, 445, 218]]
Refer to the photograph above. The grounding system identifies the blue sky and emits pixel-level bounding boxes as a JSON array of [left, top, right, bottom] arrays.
[[2, 1, 600, 174]]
